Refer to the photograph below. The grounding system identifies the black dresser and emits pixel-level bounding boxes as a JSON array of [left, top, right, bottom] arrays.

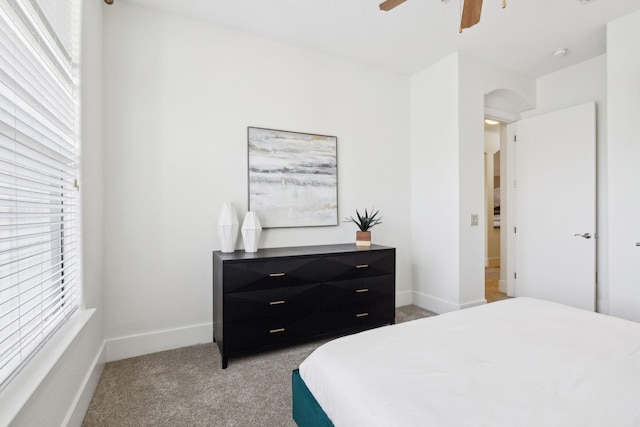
[[213, 244, 395, 368]]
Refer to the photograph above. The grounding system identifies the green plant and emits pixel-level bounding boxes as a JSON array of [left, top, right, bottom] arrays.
[[345, 208, 382, 231]]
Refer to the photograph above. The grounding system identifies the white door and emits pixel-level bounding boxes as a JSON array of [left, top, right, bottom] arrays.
[[513, 102, 596, 311]]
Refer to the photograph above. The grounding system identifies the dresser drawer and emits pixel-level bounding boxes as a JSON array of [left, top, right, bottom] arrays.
[[323, 251, 394, 282], [224, 283, 321, 322], [324, 298, 395, 332], [223, 257, 322, 293], [224, 312, 320, 353], [323, 275, 394, 306]]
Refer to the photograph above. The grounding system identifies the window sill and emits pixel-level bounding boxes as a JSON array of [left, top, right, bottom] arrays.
[[0, 308, 95, 426]]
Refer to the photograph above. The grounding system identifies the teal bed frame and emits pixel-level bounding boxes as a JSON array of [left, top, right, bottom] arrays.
[[292, 369, 334, 427]]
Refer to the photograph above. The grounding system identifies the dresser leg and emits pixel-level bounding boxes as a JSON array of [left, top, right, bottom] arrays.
[[222, 356, 228, 369]]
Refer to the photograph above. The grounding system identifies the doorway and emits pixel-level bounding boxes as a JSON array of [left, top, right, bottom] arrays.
[[484, 119, 509, 303], [482, 88, 533, 304]]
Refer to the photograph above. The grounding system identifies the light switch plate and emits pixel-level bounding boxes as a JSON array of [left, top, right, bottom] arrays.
[[471, 214, 479, 226]]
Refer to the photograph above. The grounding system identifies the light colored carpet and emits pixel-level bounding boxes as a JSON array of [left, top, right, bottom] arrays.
[[82, 305, 435, 427]]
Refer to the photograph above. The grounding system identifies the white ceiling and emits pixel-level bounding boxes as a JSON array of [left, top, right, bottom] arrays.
[[121, 0, 640, 78]]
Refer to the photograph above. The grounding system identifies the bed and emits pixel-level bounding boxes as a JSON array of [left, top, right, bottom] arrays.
[[292, 297, 640, 426]]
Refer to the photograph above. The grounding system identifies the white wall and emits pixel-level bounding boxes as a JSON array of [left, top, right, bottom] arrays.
[[2, 1, 106, 425], [410, 53, 535, 313], [102, 2, 412, 360], [410, 53, 461, 313], [457, 54, 488, 307], [521, 54, 608, 312], [607, 11, 640, 322]]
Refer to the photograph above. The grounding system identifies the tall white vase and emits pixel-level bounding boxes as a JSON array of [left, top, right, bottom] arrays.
[[217, 202, 239, 253], [241, 211, 262, 253]]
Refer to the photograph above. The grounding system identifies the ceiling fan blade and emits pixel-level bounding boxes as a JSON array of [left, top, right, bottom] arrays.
[[379, 0, 407, 11], [460, 0, 483, 31]]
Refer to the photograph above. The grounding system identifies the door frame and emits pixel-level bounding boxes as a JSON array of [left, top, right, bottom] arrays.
[[502, 123, 516, 297], [484, 115, 517, 298]]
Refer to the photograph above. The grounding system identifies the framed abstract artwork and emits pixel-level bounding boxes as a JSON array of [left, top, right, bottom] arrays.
[[248, 127, 338, 228]]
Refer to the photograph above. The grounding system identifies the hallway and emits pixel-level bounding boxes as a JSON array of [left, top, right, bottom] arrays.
[[485, 266, 510, 303]]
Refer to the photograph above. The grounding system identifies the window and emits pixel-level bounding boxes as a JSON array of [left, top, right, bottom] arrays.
[[0, 0, 80, 386]]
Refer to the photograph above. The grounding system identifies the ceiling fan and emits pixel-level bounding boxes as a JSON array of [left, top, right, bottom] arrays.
[[379, 0, 506, 33]]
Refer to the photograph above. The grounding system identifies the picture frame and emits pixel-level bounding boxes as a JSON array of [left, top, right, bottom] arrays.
[[248, 127, 338, 228]]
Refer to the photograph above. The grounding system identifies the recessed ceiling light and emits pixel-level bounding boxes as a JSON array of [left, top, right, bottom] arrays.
[[553, 48, 568, 57], [485, 119, 500, 125]]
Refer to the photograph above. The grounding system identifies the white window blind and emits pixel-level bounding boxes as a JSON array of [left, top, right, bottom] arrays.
[[0, 0, 80, 386]]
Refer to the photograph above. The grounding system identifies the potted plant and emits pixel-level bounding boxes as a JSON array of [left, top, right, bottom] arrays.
[[345, 208, 382, 247]]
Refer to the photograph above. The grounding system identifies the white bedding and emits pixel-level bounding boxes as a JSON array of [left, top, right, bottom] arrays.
[[299, 298, 640, 427]]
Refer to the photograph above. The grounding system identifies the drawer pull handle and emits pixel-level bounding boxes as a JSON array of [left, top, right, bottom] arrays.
[[269, 272, 286, 277], [355, 264, 369, 269], [356, 312, 369, 318], [269, 300, 286, 305], [356, 288, 369, 293], [269, 328, 285, 334]]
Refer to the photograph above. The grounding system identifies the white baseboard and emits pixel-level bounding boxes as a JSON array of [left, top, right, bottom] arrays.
[[460, 299, 487, 309], [597, 298, 609, 315], [411, 292, 487, 314], [395, 290, 413, 307], [105, 323, 213, 362], [412, 291, 461, 314], [64, 342, 106, 427]]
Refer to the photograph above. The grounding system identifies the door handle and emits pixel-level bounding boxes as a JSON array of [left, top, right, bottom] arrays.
[[636, 242, 640, 247], [574, 233, 592, 239]]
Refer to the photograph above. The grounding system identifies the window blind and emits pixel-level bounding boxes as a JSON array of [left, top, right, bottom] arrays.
[[0, 0, 80, 387]]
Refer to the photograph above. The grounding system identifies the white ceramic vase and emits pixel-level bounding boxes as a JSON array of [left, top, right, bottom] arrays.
[[217, 202, 239, 253], [241, 211, 262, 253]]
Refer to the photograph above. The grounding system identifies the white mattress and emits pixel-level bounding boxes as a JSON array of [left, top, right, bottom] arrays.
[[299, 298, 640, 427]]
